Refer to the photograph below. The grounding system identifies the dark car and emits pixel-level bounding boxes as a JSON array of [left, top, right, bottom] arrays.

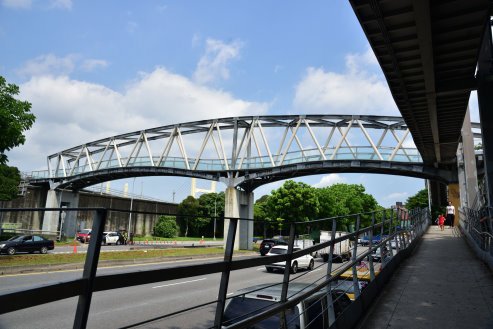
[[0, 235, 55, 255], [259, 238, 288, 256]]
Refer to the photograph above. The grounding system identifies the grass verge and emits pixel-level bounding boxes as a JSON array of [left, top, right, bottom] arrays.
[[0, 247, 234, 267]]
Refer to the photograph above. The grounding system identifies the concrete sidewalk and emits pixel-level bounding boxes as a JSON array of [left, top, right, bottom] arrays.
[[358, 225, 493, 329]]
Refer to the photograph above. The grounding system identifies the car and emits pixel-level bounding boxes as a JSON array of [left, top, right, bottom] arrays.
[[259, 238, 288, 256], [0, 235, 55, 255], [76, 229, 92, 243], [265, 245, 315, 274], [222, 282, 352, 328], [371, 246, 390, 262], [331, 279, 368, 301], [102, 231, 124, 245]]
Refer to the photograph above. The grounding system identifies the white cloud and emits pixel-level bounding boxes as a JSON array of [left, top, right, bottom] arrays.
[[193, 38, 243, 84], [8, 67, 269, 170], [2, 0, 72, 9], [2, 0, 31, 9], [17, 54, 108, 77], [49, 0, 72, 10], [81, 59, 109, 72], [294, 48, 398, 115], [313, 174, 345, 188], [383, 192, 409, 203], [17, 54, 77, 77]]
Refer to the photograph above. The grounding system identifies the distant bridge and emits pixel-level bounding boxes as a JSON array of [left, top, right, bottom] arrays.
[[28, 115, 460, 191]]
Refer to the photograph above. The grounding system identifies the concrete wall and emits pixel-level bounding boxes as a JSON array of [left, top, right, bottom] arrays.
[[0, 186, 178, 237], [0, 186, 47, 231]]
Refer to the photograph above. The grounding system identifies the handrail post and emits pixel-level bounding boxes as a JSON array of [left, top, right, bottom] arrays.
[[214, 217, 238, 329], [368, 213, 376, 280], [279, 222, 297, 329], [326, 219, 337, 326], [73, 208, 107, 329], [352, 215, 362, 297]]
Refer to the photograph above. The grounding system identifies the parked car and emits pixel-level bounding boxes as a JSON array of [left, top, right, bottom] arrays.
[[331, 279, 368, 301], [0, 235, 55, 255], [102, 231, 124, 245], [222, 282, 352, 328], [259, 238, 287, 256], [76, 229, 92, 243], [265, 245, 314, 274], [371, 246, 390, 262]]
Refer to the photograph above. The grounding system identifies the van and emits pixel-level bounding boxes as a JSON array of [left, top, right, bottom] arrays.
[[318, 231, 352, 262], [222, 282, 351, 328]]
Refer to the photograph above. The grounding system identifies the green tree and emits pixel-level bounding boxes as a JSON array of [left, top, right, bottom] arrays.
[[254, 195, 271, 237], [0, 165, 20, 200], [197, 192, 225, 237], [0, 76, 36, 201], [405, 189, 429, 210], [153, 215, 178, 238], [322, 184, 379, 230], [0, 76, 35, 165], [176, 196, 200, 237], [265, 180, 319, 232]]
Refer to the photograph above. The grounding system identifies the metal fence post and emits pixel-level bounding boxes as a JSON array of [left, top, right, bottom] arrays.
[[73, 208, 107, 329], [368, 213, 376, 280], [352, 215, 362, 297], [214, 217, 238, 328], [326, 219, 337, 326]]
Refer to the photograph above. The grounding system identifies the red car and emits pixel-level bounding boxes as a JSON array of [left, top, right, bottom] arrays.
[[76, 229, 92, 243]]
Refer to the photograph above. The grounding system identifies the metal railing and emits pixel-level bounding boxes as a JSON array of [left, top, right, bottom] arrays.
[[0, 206, 430, 328]]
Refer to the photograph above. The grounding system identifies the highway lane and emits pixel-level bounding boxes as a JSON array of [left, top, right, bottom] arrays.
[[0, 257, 337, 328]]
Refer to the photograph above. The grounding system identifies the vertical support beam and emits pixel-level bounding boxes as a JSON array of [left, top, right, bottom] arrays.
[[42, 189, 60, 233], [447, 183, 460, 227], [223, 187, 254, 250], [326, 219, 337, 326], [459, 108, 479, 209], [73, 208, 107, 329], [477, 19, 493, 211]]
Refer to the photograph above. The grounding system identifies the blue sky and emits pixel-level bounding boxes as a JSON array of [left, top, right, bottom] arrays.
[[1, 0, 480, 207]]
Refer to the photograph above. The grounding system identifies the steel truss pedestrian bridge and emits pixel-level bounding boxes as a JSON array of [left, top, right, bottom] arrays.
[[29, 114, 457, 191]]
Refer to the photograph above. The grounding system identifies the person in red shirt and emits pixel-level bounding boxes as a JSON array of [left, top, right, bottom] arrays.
[[438, 214, 446, 231]]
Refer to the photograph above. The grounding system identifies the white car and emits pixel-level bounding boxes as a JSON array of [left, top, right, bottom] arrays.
[[265, 245, 314, 274], [102, 231, 122, 245]]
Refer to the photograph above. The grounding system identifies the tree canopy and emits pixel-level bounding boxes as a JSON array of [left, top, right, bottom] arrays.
[[405, 188, 429, 210], [0, 76, 35, 201], [0, 76, 35, 165]]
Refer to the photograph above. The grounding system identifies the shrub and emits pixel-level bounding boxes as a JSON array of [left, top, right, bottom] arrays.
[[153, 216, 178, 238]]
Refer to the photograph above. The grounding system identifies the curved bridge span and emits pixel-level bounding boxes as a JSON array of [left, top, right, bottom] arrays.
[[29, 114, 456, 190]]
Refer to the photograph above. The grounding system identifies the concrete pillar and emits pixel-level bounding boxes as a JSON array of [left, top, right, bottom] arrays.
[[42, 189, 60, 233], [477, 19, 493, 209], [42, 188, 80, 237], [430, 181, 447, 207], [447, 183, 460, 226], [458, 107, 479, 209], [224, 187, 254, 250]]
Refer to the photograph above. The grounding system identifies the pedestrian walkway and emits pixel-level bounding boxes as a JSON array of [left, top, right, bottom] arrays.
[[358, 225, 493, 329]]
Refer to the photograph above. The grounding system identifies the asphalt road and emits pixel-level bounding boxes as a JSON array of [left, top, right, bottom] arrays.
[[0, 255, 344, 329]]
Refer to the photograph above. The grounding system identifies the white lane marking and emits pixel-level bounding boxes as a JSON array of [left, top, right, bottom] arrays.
[[227, 292, 234, 296], [152, 277, 206, 289]]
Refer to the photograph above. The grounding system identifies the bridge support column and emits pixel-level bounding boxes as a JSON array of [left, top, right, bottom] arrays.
[[458, 107, 479, 210], [477, 19, 493, 209], [447, 184, 460, 227], [42, 188, 80, 238], [224, 187, 254, 250]]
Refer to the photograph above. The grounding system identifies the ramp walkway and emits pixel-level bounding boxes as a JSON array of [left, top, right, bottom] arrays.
[[358, 226, 493, 329]]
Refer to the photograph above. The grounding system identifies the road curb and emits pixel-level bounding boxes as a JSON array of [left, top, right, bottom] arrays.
[[0, 252, 258, 275]]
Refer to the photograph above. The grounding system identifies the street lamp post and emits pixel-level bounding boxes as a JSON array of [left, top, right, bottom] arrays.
[[128, 178, 136, 241], [213, 195, 217, 241]]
